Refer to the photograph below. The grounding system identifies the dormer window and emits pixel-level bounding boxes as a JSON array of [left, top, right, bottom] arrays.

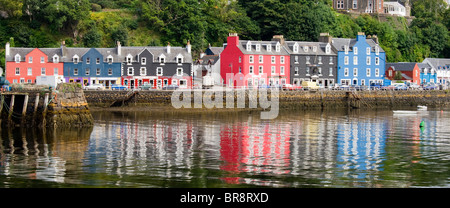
[[14, 54, 21, 63], [276, 42, 280, 52], [424, 68, 428, 75], [293, 43, 299, 53], [96, 58, 100, 64], [176, 54, 183, 64], [126, 54, 133, 64], [107, 55, 113, 64], [325, 44, 331, 54], [86, 58, 90, 64], [375, 46, 379, 55], [256, 44, 261, 51], [246, 41, 252, 51], [40, 57, 45, 63], [159, 57, 165, 64], [267, 44, 272, 52], [73, 55, 79, 64], [366, 47, 371, 55], [53, 55, 59, 63], [312, 46, 317, 52], [304, 46, 308, 52], [344, 45, 349, 54], [353, 47, 358, 55], [141, 58, 146, 65]]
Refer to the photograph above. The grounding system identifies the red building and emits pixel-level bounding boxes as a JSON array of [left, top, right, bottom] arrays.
[[385, 62, 420, 85], [5, 44, 64, 84], [220, 33, 291, 88]]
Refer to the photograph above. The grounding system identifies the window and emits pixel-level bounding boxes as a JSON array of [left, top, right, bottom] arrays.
[[159, 57, 165, 63], [306, 56, 311, 64], [54, 68, 58, 75], [20, 78, 24, 83], [295, 67, 299, 75], [249, 66, 254, 74], [73, 56, 79, 64], [74, 68, 78, 75], [86, 58, 90, 64], [15, 54, 20, 63], [293, 44, 299, 53], [281, 56, 285, 64], [239, 67, 242, 73], [27, 79, 32, 83], [271, 66, 276, 75], [326, 45, 331, 54], [318, 56, 322, 64], [127, 55, 133, 64], [246, 42, 251, 51], [267, 44, 271, 52], [337, 0, 344, 9], [318, 67, 322, 75], [177, 68, 183, 76], [375, 46, 379, 55], [249, 55, 254, 63], [354, 47, 358, 55], [259, 66, 263, 74], [40, 57, 45, 63], [128, 67, 133, 76], [312, 46, 317, 52], [107, 56, 113, 64], [329, 68, 333, 76], [28, 68, 32, 75], [96, 58, 100, 64], [239, 56, 242, 63], [361, 79, 365, 86], [353, 68, 358, 76], [295, 56, 299, 63], [140, 67, 146, 76], [86, 68, 90, 75], [304, 46, 309, 52], [344, 56, 349, 65], [259, 55, 263, 63], [345, 46, 349, 54], [280, 66, 285, 75], [29, 56, 33, 63], [53, 55, 59, 63], [388, 70, 392, 77], [366, 68, 371, 77], [96, 68, 101, 75], [306, 67, 310, 75], [256, 44, 261, 51], [366, 47, 371, 55], [157, 67, 163, 76], [271, 56, 276, 64], [41, 68, 46, 75], [366, 57, 371, 65], [353, 0, 357, 9], [276, 43, 280, 52], [329, 57, 333, 64], [344, 68, 349, 76], [375, 57, 379, 65], [15, 68, 20, 75], [375, 68, 379, 77], [353, 56, 358, 65]]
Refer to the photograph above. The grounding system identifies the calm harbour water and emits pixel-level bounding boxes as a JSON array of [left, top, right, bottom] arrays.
[[1, 108, 449, 188]]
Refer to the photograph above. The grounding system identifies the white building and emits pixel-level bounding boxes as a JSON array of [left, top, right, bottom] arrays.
[[422, 58, 450, 85], [384, 1, 407, 16]]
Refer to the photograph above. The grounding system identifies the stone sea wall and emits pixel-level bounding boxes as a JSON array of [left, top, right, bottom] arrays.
[[84, 89, 450, 110]]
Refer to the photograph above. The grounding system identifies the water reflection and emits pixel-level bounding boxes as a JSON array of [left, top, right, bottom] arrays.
[[0, 127, 92, 185], [1, 109, 450, 188]]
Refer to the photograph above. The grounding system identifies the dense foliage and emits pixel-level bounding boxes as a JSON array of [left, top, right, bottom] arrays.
[[0, 0, 449, 69]]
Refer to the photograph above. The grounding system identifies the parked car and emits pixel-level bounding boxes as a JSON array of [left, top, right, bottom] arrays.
[[393, 83, 408, 90], [338, 85, 351, 90], [405, 82, 421, 90], [139, 84, 153, 90], [83, 84, 105, 90], [111, 84, 128, 90], [301, 81, 319, 91], [423, 84, 438, 90], [369, 83, 382, 90], [381, 85, 396, 90], [162, 84, 179, 90], [282, 84, 295, 91], [354, 85, 369, 91]]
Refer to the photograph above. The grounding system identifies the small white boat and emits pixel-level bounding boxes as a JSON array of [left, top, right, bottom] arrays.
[[393, 110, 418, 114], [417, 105, 427, 111]]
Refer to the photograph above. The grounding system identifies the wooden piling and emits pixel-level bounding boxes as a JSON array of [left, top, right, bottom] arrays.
[[8, 94, 15, 119], [22, 94, 29, 116], [0, 95, 4, 114], [43, 93, 49, 113], [34, 93, 39, 113]]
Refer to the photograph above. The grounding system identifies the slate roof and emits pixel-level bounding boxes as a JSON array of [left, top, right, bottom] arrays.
[[195, 55, 220, 65], [6, 47, 38, 62], [386, 62, 417, 71], [284, 41, 336, 55], [331, 37, 384, 53], [417, 63, 433, 73], [238, 40, 290, 55], [423, 58, 450, 70], [206, 47, 224, 55]]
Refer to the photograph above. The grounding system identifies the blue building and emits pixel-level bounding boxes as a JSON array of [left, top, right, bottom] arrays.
[[418, 63, 437, 85], [63, 45, 122, 88], [332, 32, 386, 86]]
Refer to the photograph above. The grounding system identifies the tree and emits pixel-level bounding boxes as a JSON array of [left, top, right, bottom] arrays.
[[0, 0, 23, 18], [83, 29, 102, 47], [111, 26, 129, 46]]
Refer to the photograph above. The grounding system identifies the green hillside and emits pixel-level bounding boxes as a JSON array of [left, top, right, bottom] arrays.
[[0, 0, 449, 69]]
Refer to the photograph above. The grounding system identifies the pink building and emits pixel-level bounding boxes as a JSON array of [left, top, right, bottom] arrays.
[[220, 33, 291, 88]]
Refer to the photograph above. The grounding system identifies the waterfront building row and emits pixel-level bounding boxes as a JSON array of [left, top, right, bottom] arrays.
[[4, 41, 193, 89]]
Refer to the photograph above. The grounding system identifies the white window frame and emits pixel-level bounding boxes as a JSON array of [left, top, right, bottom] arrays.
[[96, 58, 100, 64], [86, 58, 90, 64], [246, 41, 252, 51], [344, 56, 349, 65], [281, 56, 285, 64], [256, 44, 261, 51], [354, 47, 358, 55], [249, 55, 254, 63], [127, 67, 134, 76], [271, 56, 276, 64], [259, 66, 263, 74], [329, 57, 333, 64], [366, 68, 371, 77], [295, 67, 299, 76], [249, 66, 254, 74], [375, 46, 379, 55], [329, 67, 333, 76], [366, 57, 371, 65], [375, 57, 379, 65], [74, 68, 78, 75], [353, 68, 358, 76], [267, 44, 272, 52], [366, 47, 371, 55], [259, 55, 263, 63], [177, 68, 183, 76], [15, 54, 20, 63], [293, 43, 299, 53], [157, 67, 163, 76], [16, 67, 20, 75], [353, 56, 358, 65], [304, 46, 309, 53], [318, 56, 322, 64], [108, 68, 113, 76], [40, 57, 45, 63], [344, 68, 349, 76], [53, 55, 59, 63], [29, 56, 33, 63], [54, 68, 58, 75], [27, 68, 32, 75], [306, 56, 311, 64], [375, 68, 379, 77], [280, 66, 285, 75], [276, 43, 280, 52], [96, 68, 101, 75], [85, 68, 90, 75], [41, 67, 46, 75], [271, 66, 276, 75], [139, 67, 146, 76]]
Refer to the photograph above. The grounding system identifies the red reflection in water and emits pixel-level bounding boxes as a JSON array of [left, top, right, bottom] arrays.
[[219, 122, 291, 184]]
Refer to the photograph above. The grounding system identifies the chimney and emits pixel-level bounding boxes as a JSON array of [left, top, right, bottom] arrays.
[[60, 41, 67, 56], [319, 33, 332, 43], [167, 42, 171, 54], [5, 42, 10, 56], [227, 33, 239, 47], [117, 41, 121, 56], [272, 35, 285, 45], [186, 40, 191, 54], [371, 35, 379, 44], [356, 32, 365, 41]]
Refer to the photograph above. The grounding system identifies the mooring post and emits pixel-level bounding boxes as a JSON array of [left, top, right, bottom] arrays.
[[22, 94, 29, 117], [8, 94, 15, 119], [43, 93, 49, 113], [34, 93, 39, 113], [0, 95, 4, 114]]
